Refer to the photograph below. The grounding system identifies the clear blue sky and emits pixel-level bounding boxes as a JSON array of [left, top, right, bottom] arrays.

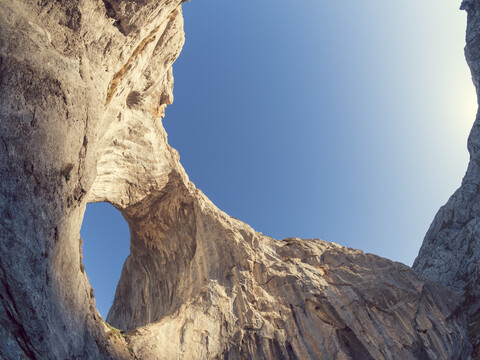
[[81, 0, 475, 319]]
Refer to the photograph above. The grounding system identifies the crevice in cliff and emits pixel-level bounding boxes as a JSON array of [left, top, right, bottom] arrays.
[[101, 0, 128, 36], [105, 5, 181, 105]]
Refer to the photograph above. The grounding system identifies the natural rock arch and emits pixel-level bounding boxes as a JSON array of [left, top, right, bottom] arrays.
[[0, 0, 474, 359]]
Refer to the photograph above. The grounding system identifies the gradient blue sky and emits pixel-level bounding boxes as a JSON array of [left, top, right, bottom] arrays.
[[81, 1, 476, 319]]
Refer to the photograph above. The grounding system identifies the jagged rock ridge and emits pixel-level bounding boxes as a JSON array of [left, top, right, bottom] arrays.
[[0, 0, 474, 359], [414, 1, 480, 357]]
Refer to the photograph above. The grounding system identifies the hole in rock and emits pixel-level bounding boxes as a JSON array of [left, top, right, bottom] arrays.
[[80, 202, 130, 319], [164, 0, 474, 267]]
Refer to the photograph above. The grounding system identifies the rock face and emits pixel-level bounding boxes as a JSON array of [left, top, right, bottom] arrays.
[[414, 1, 480, 357], [0, 0, 473, 359]]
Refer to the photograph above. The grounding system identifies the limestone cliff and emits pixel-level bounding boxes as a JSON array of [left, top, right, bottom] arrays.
[[0, 0, 472, 359], [414, 1, 480, 357]]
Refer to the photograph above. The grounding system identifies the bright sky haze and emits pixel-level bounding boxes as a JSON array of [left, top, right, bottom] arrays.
[[81, 0, 475, 319]]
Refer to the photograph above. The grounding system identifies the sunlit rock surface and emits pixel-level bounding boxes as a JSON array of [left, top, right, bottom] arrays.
[[414, 1, 480, 357], [0, 0, 473, 358]]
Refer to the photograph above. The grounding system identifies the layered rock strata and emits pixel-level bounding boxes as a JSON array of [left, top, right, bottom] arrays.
[[0, 0, 473, 359]]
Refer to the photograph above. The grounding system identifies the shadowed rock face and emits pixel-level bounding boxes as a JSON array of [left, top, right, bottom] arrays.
[[414, 2, 480, 357], [0, 0, 473, 359]]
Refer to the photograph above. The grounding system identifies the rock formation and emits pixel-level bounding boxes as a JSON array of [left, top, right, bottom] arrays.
[[0, 0, 475, 359], [414, 1, 480, 358]]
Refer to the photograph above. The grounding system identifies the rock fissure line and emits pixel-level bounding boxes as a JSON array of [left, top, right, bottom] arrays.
[[105, 24, 161, 104]]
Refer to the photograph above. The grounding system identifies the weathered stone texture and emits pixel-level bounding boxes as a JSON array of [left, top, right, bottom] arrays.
[[414, 2, 480, 357], [0, 0, 474, 359]]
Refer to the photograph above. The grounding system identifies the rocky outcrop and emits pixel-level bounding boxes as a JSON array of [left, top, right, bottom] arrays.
[[0, 0, 473, 359], [104, 173, 469, 358], [414, 1, 480, 357]]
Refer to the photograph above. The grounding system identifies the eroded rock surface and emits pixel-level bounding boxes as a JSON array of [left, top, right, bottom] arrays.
[[414, 2, 480, 357], [0, 0, 473, 359]]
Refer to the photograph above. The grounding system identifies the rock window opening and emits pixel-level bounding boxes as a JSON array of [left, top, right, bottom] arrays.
[[80, 202, 130, 320]]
